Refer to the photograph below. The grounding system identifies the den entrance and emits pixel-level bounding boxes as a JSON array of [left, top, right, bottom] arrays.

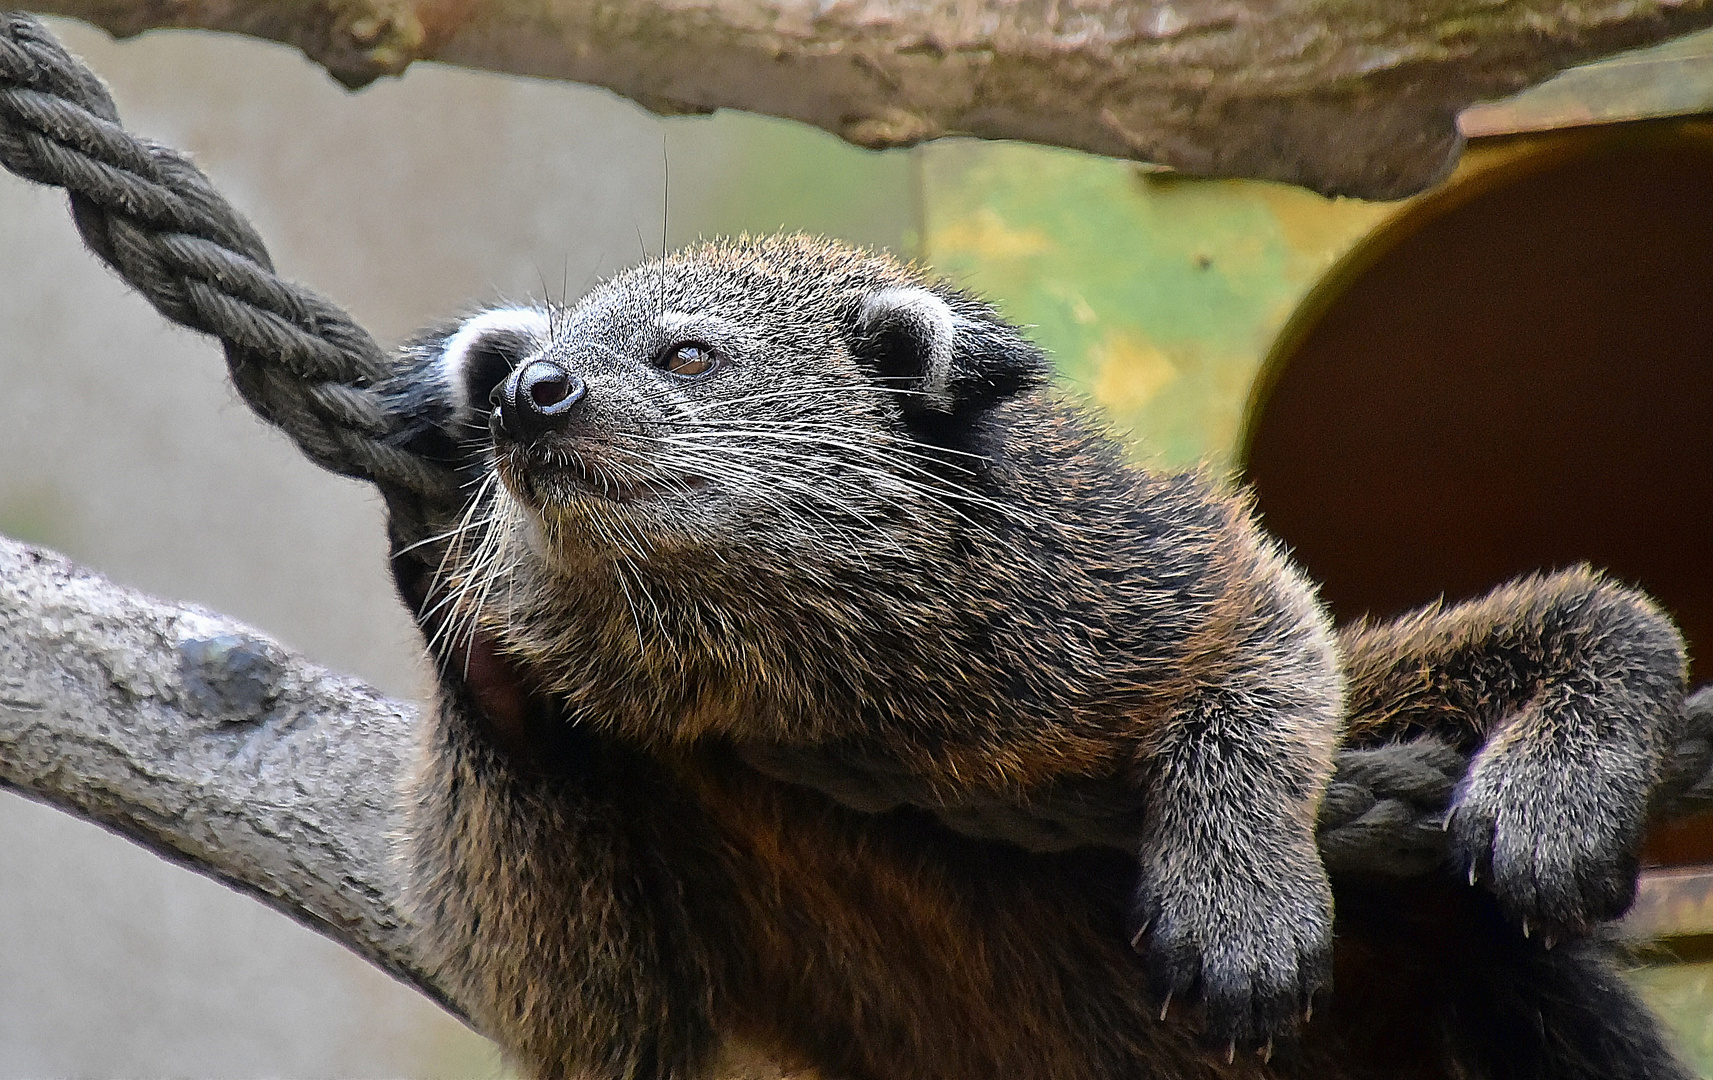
[[1243, 127, 1713, 861]]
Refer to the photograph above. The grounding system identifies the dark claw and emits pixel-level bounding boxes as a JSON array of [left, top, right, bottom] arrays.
[[1451, 733, 1650, 942]]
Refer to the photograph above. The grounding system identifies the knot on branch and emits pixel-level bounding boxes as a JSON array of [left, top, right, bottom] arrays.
[[0, 11, 458, 524]]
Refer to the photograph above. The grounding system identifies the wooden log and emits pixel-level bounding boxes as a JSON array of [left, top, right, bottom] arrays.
[[19, 0, 1713, 197]]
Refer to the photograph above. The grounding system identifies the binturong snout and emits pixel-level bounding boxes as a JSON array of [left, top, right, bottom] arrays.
[[492, 358, 587, 443]]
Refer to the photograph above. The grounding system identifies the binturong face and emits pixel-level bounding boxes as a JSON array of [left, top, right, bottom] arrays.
[[415, 236, 1047, 586], [389, 235, 1057, 737]]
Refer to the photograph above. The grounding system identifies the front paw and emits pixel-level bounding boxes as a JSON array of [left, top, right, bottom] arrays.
[[1130, 845, 1332, 1054], [1450, 730, 1648, 937]]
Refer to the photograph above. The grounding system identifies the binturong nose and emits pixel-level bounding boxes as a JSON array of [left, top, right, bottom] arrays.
[[492, 358, 587, 444]]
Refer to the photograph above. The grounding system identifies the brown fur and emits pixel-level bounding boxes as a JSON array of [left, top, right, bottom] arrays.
[[1338, 568, 1687, 932], [384, 236, 1691, 1079]]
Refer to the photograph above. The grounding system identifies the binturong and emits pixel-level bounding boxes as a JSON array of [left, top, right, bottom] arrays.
[[383, 235, 1693, 1080]]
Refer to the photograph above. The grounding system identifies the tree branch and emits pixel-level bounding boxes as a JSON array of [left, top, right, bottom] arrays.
[[0, 535, 459, 1021], [16, 0, 1713, 198]]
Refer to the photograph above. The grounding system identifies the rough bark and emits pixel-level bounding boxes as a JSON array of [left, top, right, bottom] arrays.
[[16, 0, 1713, 199], [0, 535, 458, 1020]]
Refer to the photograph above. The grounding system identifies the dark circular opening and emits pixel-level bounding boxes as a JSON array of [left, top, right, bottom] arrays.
[[1244, 130, 1713, 865], [1245, 133, 1713, 691]]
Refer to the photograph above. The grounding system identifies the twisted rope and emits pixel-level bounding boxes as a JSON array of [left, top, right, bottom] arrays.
[[2, 13, 1711, 880], [0, 12, 459, 531], [748, 686, 1713, 874]]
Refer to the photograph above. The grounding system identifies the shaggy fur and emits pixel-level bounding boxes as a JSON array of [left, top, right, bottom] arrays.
[[383, 235, 1690, 1080]]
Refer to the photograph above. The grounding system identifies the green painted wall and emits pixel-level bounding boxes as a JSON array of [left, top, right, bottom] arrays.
[[654, 125, 1396, 472], [666, 111, 918, 256], [1632, 962, 1713, 1074], [919, 140, 1390, 469]]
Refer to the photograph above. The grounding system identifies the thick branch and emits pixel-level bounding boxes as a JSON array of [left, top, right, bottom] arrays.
[[0, 536, 457, 1020], [18, 0, 1713, 199]]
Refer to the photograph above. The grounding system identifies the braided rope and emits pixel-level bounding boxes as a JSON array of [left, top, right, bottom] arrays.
[[748, 687, 1713, 874], [0, 12, 459, 527], [2, 13, 1712, 880]]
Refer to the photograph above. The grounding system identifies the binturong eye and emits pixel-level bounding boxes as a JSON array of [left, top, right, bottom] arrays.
[[656, 341, 720, 379]]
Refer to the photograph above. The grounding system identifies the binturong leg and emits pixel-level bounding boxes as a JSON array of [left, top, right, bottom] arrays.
[[1331, 571, 1694, 1080], [1339, 566, 1687, 936]]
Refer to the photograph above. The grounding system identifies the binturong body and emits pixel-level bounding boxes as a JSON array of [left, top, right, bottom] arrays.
[[384, 235, 1692, 1080]]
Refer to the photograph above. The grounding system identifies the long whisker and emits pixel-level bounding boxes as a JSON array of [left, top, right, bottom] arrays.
[[434, 509, 507, 666], [612, 431, 882, 534], [677, 383, 938, 419], [609, 434, 907, 562], [394, 503, 497, 560], [610, 560, 649, 655], [669, 423, 989, 476], [416, 471, 507, 662], [658, 429, 1032, 528], [424, 472, 500, 604]]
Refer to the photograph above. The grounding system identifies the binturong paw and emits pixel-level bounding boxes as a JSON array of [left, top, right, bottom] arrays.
[[1449, 720, 1651, 941], [1130, 836, 1333, 1058]]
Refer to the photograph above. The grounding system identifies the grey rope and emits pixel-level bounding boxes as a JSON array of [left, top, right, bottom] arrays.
[[0, 12, 459, 530], [746, 685, 1713, 874], [2, 12, 1711, 877]]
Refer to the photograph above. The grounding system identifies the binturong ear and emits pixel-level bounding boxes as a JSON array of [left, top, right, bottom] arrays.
[[383, 307, 552, 470], [438, 307, 553, 418], [850, 286, 1047, 426]]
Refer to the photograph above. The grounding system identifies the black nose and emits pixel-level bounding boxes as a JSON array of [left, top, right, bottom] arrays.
[[493, 359, 587, 443]]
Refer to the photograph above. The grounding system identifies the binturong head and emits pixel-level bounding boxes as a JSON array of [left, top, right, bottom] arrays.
[[399, 234, 1048, 580], [385, 235, 1059, 736]]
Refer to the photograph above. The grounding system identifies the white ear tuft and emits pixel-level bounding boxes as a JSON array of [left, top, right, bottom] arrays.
[[858, 286, 959, 412], [438, 307, 553, 414]]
